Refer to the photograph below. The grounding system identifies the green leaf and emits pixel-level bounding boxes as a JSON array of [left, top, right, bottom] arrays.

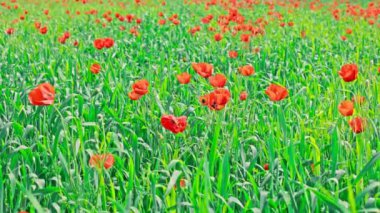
[[354, 152, 380, 184]]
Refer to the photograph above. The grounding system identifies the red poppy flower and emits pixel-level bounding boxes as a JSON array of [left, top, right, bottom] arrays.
[[63, 31, 70, 39], [174, 178, 186, 190], [211, 88, 230, 104], [301, 30, 306, 38], [341, 35, 347, 41], [348, 117, 365, 134], [5, 28, 14, 35], [172, 19, 180, 25], [177, 72, 191, 84], [199, 93, 210, 106], [346, 28, 352, 34], [128, 91, 142, 100], [208, 27, 215, 31], [214, 33, 222, 41], [39, 26, 47, 34], [130, 27, 139, 36], [73, 40, 79, 46], [106, 18, 112, 24], [103, 37, 114, 48], [238, 65, 255, 76], [265, 84, 288, 102], [58, 36, 66, 44], [199, 95, 209, 105], [161, 115, 187, 134], [339, 64, 358, 82], [241, 34, 250, 42], [158, 19, 166, 25], [89, 154, 114, 170], [192, 62, 213, 78], [229, 51, 238, 58], [189, 26, 201, 35], [93, 38, 104, 50], [179, 179, 186, 188], [12, 20, 19, 25], [280, 22, 285, 27], [338, 100, 354, 116], [239, 91, 247, 101], [201, 88, 231, 110], [34, 22, 41, 29], [263, 163, 269, 171], [132, 79, 149, 95], [202, 17, 210, 24], [28, 83, 55, 106], [253, 47, 260, 54], [209, 73, 227, 87], [90, 63, 101, 74], [288, 22, 294, 27], [117, 16, 125, 22]]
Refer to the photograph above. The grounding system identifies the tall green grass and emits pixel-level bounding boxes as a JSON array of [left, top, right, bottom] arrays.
[[0, 0, 379, 212]]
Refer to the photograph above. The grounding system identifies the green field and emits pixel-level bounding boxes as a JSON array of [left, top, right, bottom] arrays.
[[0, 0, 379, 212]]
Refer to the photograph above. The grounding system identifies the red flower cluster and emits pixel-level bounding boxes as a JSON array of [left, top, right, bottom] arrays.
[[228, 51, 238, 58], [168, 14, 180, 25], [93, 37, 114, 50], [201, 14, 213, 24], [338, 63, 366, 134], [189, 26, 201, 35], [58, 31, 70, 44]]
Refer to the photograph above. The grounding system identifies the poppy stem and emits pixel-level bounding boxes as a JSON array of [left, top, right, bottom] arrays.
[[53, 105, 71, 140], [355, 135, 364, 193], [99, 116, 107, 153], [99, 169, 107, 210]]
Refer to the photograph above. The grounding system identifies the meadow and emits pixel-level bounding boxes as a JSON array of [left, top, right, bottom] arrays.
[[0, 0, 379, 212]]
